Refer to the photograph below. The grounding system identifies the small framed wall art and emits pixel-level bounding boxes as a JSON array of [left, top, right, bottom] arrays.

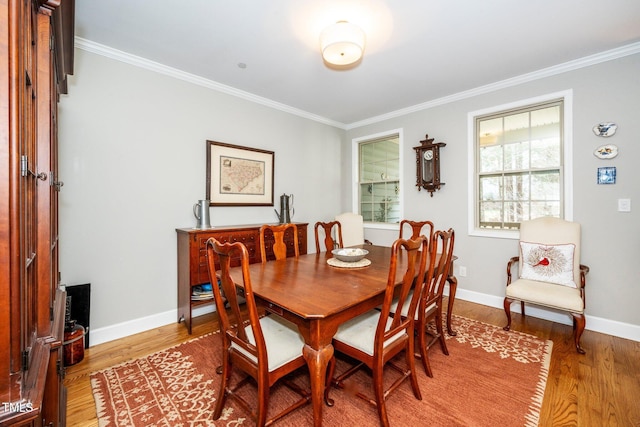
[[597, 166, 616, 185]]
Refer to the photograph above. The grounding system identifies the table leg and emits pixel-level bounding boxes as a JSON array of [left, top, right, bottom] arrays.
[[446, 274, 458, 336], [302, 343, 334, 427]]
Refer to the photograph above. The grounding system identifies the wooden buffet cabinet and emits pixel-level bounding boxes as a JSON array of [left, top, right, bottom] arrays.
[[176, 223, 308, 333], [0, 0, 74, 426]]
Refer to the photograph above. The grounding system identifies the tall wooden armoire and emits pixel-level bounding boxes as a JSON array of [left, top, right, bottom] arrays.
[[0, 0, 74, 425]]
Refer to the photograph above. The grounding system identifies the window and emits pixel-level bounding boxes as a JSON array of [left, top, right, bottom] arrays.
[[353, 130, 402, 225], [468, 91, 573, 237]]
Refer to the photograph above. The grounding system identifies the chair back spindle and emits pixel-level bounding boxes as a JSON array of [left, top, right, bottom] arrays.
[[260, 223, 299, 262], [314, 221, 343, 253]]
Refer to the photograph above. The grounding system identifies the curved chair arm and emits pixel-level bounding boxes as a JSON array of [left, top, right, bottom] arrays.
[[506, 256, 519, 285], [579, 264, 590, 282], [579, 264, 589, 305]]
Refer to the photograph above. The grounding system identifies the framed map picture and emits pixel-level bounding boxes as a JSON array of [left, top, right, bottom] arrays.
[[206, 141, 274, 206]]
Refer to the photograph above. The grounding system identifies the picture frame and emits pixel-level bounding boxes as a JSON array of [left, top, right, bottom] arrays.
[[597, 166, 616, 185], [206, 140, 274, 206]]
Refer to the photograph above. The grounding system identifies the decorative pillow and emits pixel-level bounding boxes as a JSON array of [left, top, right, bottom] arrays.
[[519, 242, 576, 288]]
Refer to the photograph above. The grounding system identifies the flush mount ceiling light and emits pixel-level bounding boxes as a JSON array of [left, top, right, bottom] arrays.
[[319, 20, 366, 66]]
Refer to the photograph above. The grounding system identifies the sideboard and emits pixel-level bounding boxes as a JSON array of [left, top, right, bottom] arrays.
[[176, 223, 308, 333]]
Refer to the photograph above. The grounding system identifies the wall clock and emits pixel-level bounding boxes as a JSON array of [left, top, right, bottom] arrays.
[[414, 134, 446, 196]]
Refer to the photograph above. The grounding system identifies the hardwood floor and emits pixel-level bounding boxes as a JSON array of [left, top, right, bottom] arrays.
[[64, 299, 640, 426]]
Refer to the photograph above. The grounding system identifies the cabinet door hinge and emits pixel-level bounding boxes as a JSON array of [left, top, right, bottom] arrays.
[[57, 359, 65, 379], [20, 155, 48, 180], [22, 350, 29, 371], [20, 155, 29, 177]]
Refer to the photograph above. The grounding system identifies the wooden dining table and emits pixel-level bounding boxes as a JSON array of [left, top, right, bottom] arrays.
[[227, 244, 457, 426]]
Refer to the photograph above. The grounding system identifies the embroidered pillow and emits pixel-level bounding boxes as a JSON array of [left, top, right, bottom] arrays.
[[519, 242, 576, 288]]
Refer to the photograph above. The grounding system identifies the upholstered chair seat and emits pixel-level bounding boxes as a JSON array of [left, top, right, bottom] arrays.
[[232, 315, 306, 371], [505, 279, 584, 313], [333, 311, 407, 355]]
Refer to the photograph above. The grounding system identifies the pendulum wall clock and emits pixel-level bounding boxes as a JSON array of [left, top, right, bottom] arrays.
[[414, 134, 446, 196]]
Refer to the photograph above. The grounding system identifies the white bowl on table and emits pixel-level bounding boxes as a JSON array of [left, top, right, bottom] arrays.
[[331, 248, 369, 262]]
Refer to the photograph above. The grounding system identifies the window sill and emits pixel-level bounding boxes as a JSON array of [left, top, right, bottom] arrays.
[[364, 222, 399, 231], [468, 228, 519, 240]]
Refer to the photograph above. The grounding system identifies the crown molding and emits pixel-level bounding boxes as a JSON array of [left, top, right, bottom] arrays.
[[75, 37, 640, 131], [345, 41, 640, 130], [74, 37, 347, 129]]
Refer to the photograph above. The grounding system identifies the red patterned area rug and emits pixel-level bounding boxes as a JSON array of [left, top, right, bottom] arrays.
[[91, 315, 552, 426]]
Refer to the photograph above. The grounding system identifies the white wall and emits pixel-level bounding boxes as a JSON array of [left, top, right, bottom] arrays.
[[346, 54, 640, 339], [58, 49, 343, 343], [60, 47, 640, 346]]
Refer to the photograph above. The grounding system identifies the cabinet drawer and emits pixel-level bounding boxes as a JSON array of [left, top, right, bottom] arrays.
[[194, 231, 258, 284]]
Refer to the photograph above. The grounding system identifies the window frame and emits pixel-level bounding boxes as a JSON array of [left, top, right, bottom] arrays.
[[352, 129, 404, 229], [467, 90, 573, 239]]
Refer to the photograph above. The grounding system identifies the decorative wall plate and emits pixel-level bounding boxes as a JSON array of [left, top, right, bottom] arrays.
[[592, 122, 617, 137], [594, 144, 619, 159]]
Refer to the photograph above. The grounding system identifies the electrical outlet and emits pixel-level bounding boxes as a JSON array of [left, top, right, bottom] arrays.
[[618, 198, 631, 212], [459, 266, 467, 277]]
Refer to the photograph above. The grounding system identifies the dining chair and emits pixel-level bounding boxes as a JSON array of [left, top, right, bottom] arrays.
[[415, 228, 455, 377], [205, 237, 311, 426], [314, 221, 343, 253], [387, 229, 455, 377], [504, 217, 590, 353], [334, 212, 372, 247], [398, 219, 434, 245], [324, 235, 428, 427], [259, 223, 299, 262]]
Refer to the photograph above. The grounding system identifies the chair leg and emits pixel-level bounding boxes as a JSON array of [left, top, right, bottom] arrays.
[[372, 358, 391, 427], [212, 354, 231, 420], [405, 334, 422, 400], [256, 377, 269, 427], [416, 320, 433, 378], [572, 313, 586, 354], [503, 297, 513, 331], [435, 310, 449, 356]]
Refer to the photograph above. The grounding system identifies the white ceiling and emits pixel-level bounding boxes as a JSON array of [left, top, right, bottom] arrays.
[[74, 0, 640, 128]]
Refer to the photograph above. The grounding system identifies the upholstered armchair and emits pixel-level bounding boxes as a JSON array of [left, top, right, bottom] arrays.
[[334, 212, 372, 247], [503, 217, 590, 354]]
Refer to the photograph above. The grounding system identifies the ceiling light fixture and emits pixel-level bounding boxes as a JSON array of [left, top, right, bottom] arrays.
[[319, 20, 366, 66]]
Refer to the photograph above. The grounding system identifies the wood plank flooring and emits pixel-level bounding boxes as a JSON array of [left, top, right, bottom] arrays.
[[63, 299, 640, 426]]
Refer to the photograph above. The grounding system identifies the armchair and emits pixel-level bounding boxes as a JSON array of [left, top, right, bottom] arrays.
[[334, 212, 371, 247], [503, 217, 590, 354]]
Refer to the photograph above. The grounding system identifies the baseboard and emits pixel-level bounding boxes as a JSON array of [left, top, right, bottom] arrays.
[[453, 287, 640, 343], [90, 287, 639, 347], [90, 309, 177, 346], [90, 305, 216, 347]]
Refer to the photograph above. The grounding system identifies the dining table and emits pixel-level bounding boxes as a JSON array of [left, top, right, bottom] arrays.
[[226, 244, 457, 426]]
